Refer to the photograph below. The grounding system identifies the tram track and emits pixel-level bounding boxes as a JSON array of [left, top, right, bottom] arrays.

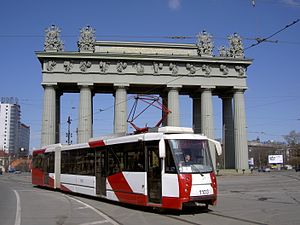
[[206, 211, 268, 225], [285, 173, 300, 182], [160, 209, 268, 225], [13, 179, 270, 225], [65, 195, 123, 225]]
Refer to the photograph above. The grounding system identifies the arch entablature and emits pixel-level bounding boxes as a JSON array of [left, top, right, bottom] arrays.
[[37, 41, 251, 92]]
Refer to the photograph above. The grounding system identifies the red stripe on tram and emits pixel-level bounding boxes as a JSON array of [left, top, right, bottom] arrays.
[[88, 140, 105, 148], [107, 173, 137, 203]]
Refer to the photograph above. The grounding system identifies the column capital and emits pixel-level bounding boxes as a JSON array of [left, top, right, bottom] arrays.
[[200, 85, 216, 90], [78, 82, 94, 87], [114, 83, 129, 89], [166, 84, 182, 89], [114, 83, 129, 87], [233, 87, 247, 92], [166, 85, 182, 93], [42, 82, 58, 88]]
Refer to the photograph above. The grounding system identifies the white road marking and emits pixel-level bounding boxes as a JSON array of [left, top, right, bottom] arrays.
[[79, 220, 109, 225], [65, 195, 119, 225], [13, 190, 21, 225], [77, 206, 89, 210]]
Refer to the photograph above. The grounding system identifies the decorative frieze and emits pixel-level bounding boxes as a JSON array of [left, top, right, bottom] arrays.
[[133, 62, 144, 74], [186, 63, 196, 75], [42, 59, 248, 78], [116, 61, 127, 73], [202, 64, 211, 76], [220, 64, 229, 75], [169, 63, 178, 75], [99, 61, 109, 73], [63, 61, 73, 73], [46, 60, 57, 71], [235, 65, 245, 76], [153, 62, 163, 75], [79, 61, 92, 72]]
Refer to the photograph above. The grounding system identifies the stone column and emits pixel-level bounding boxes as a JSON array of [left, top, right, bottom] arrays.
[[55, 92, 62, 144], [201, 87, 215, 168], [221, 96, 235, 169], [233, 89, 248, 170], [41, 84, 57, 147], [78, 84, 93, 143], [167, 86, 181, 126], [160, 92, 168, 127], [192, 92, 201, 134], [114, 85, 128, 134]]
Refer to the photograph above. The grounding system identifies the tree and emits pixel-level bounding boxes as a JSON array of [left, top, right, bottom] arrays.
[[283, 130, 300, 145], [283, 130, 300, 167]]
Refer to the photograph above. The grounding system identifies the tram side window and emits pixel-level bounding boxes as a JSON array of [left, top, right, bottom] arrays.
[[125, 143, 145, 172], [32, 154, 44, 169], [61, 150, 76, 174], [45, 152, 54, 173], [108, 149, 123, 175], [110, 142, 145, 172], [165, 142, 176, 173], [76, 149, 95, 176], [61, 149, 95, 175], [61, 151, 69, 174]]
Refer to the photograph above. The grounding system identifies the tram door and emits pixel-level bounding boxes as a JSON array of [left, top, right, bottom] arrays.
[[146, 144, 162, 204], [96, 150, 107, 196]]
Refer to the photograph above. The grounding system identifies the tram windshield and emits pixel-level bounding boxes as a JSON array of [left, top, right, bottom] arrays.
[[167, 139, 213, 174]]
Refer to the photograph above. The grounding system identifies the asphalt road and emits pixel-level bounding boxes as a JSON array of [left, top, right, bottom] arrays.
[[1, 171, 299, 225]]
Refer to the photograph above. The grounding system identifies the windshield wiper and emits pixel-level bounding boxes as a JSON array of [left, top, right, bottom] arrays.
[[191, 165, 204, 176]]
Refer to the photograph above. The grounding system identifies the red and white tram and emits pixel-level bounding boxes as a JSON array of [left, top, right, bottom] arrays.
[[32, 126, 221, 210]]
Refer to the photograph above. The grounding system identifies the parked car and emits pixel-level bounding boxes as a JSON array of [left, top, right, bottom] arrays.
[[258, 167, 271, 172], [8, 168, 16, 173], [295, 166, 300, 172], [284, 165, 293, 170]]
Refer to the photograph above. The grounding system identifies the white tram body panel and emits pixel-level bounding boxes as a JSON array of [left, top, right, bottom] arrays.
[[190, 174, 214, 197], [60, 174, 96, 196], [162, 174, 179, 197]]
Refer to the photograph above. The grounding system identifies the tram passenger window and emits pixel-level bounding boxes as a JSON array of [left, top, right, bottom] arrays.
[[108, 150, 121, 175], [61, 151, 69, 174], [165, 142, 176, 173], [121, 143, 145, 172], [33, 154, 44, 169], [61, 150, 77, 174], [45, 152, 54, 173], [75, 149, 95, 176], [69, 150, 77, 174]]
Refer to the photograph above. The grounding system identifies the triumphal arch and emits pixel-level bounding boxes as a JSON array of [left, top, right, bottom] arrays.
[[36, 25, 252, 170]]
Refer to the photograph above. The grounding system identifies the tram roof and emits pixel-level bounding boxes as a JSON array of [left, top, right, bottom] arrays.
[[40, 127, 209, 153]]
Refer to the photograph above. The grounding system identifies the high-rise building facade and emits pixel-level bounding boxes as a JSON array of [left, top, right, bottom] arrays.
[[19, 123, 30, 156], [0, 97, 30, 156]]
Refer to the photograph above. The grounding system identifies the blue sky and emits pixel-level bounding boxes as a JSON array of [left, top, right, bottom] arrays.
[[1, 0, 299, 150]]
